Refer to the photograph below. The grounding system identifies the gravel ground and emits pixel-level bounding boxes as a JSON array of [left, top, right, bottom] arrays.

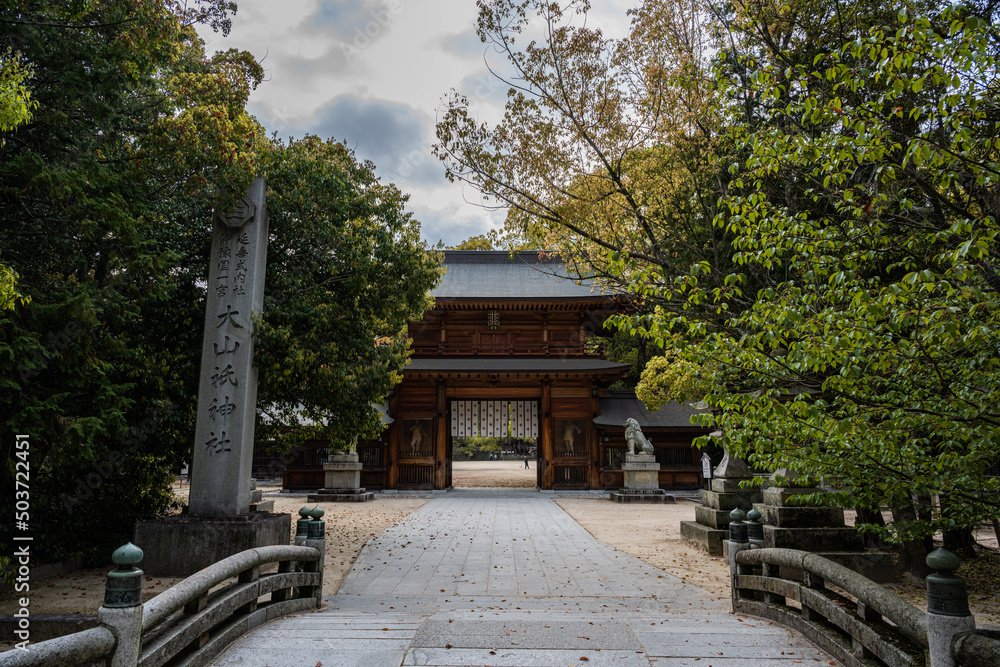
[[453, 459, 536, 487]]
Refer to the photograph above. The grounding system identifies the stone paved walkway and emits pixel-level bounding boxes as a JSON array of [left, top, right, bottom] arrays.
[[212, 489, 833, 666]]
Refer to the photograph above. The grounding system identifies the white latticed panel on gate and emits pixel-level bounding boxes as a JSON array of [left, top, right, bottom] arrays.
[[450, 400, 539, 438]]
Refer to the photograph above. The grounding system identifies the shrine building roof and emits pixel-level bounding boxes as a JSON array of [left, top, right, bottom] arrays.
[[592, 392, 709, 430], [432, 251, 615, 301]]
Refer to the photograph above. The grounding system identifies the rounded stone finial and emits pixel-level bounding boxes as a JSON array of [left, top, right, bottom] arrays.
[[729, 508, 746, 523], [309, 506, 325, 520], [925, 548, 969, 616], [745, 508, 764, 543], [298, 506, 311, 519], [111, 542, 143, 567], [926, 548, 961, 573]]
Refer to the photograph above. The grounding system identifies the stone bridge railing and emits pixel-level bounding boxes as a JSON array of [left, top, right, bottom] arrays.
[[727, 509, 1000, 667], [0, 508, 327, 667]]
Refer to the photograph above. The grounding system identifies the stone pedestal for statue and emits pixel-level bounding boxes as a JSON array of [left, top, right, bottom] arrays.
[[611, 453, 674, 503], [308, 452, 374, 502], [754, 469, 895, 582], [134, 179, 290, 576], [680, 448, 761, 556]]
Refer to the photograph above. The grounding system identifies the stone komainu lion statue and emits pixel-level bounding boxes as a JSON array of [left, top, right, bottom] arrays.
[[624, 418, 654, 456]]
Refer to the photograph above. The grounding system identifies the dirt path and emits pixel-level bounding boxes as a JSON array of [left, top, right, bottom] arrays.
[[452, 459, 536, 487]]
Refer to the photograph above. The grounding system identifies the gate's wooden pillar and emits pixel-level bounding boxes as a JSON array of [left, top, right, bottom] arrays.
[[435, 380, 448, 489], [445, 416, 453, 489], [589, 382, 601, 490], [387, 391, 399, 490], [541, 380, 554, 490]]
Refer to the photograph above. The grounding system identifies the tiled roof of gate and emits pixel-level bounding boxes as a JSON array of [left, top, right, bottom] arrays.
[[593, 392, 708, 429], [432, 251, 614, 300]]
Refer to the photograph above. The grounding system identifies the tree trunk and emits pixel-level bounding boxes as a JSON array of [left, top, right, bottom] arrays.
[[892, 504, 931, 577], [943, 528, 977, 557], [854, 506, 888, 548], [940, 495, 978, 558]]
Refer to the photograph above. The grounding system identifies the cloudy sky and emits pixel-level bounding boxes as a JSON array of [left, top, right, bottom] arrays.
[[198, 0, 634, 247]]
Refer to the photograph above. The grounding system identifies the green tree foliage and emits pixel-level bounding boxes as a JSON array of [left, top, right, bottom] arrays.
[[437, 0, 999, 543], [0, 257, 26, 311], [254, 136, 441, 451], [0, 0, 266, 566], [453, 436, 502, 459], [1, 2, 440, 570], [636, 346, 713, 407], [0, 47, 35, 134], [449, 233, 497, 250], [681, 5, 1000, 542], [434, 0, 742, 327], [450, 231, 542, 252], [0, 1, 441, 579], [0, 47, 35, 309]]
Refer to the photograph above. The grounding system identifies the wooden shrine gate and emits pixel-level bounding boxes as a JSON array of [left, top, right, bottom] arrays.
[[283, 251, 707, 492], [384, 380, 614, 492]]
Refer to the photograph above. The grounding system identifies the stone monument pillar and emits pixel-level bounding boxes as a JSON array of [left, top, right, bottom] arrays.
[[188, 178, 269, 517], [133, 179, 290, 576]]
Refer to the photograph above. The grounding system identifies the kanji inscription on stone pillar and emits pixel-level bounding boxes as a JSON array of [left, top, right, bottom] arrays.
[[188, 178, 268, 517]]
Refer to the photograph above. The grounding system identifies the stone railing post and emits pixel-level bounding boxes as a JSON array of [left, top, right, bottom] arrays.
[[294, 506, 312, 546], [303, 506, 326, 607], [98, 543, 145, 667], [925, 548, 975, 667], [288, 504, 313, 600], [746, 508, 764, 548], [728, 508, 750, 607]]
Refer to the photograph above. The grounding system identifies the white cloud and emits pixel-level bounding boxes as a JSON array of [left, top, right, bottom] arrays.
[[412, 199, 506, 248], [199, 0, 631, 246]]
